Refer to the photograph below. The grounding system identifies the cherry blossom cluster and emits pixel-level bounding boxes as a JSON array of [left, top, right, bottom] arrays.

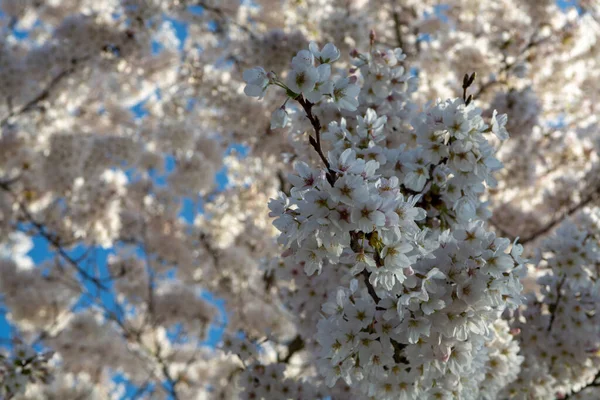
[[507, 212, 600, 399], [244, 39, 525, 398]]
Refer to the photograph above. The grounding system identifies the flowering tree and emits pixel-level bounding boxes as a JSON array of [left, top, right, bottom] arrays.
[[0, 1, 599, 399]]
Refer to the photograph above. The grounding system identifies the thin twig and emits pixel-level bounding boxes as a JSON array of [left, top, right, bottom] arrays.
[[361, 269, 381, 304], [196, 1, 257, 40], [0, 181, 112, 293], [562, 368, 600, 399], [392, 10, 404, 50], [0, 62, 82, 127], [296, 97, 337, 185], [491, 184, 600, 245], [278, 334, 305, 364], [547, 274, 566, 333], [521, 186, 600, 244]]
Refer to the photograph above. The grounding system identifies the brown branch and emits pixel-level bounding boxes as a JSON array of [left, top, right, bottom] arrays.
[[547, 274, 567, 333], [488, 218, 514, 240], [491, 184, 600, 245], [279, 334, 305, 364], [361, 269, 381, 304], [392, 10, 404, 50], [130, 380, 153, 400], [0, 181, 112, 292], [473, 79, 507, 100], [0, 176, 20, 187], [0, 63, 81, 127], [196, 1, 257, 40], [296, 97, 337, 185], [277, 170, 290, 196], [140, 233, 157, 328], [520, 185, 600, 244]]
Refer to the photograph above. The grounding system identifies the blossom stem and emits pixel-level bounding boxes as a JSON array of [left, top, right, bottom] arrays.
[[0, 58, 88, 128]]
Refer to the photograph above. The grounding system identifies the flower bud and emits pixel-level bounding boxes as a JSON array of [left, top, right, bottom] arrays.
[[270, 106, 290, 130]]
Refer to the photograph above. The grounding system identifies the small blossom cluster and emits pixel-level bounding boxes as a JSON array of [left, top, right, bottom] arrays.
[[0, 342, 53, 399], [315, 225, 524, 399], [243, 41, 360, 122], [410, 99, 509, 225], [350, 43, 417, 115]]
